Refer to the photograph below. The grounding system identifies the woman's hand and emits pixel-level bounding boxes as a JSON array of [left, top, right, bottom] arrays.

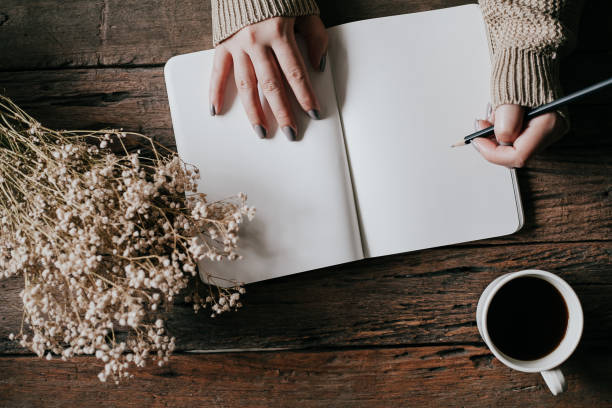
[[209, 16, 328, 141], [472, 104, 568, 168]]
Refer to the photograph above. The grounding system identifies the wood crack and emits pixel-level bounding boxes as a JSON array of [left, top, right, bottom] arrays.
[[98, 0, 109, 44]]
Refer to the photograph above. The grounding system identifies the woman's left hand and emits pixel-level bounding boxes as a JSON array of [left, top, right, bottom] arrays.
[[472, 104, 568, 168], [209, 16, 328, 140]]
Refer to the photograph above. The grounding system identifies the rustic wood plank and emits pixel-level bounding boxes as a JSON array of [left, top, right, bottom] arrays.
[[2, 242, 610, 353], [318, 0, 473, 27], [0, 0, 609, 71], [0, 0, 213, 70], [0, 0, 472, 71], [0, 68, 610, 245], [1, 344, 611, 407], [0, 68, 176, 148]]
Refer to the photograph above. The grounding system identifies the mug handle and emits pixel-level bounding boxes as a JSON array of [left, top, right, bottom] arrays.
[[541, 368, 567, 395]]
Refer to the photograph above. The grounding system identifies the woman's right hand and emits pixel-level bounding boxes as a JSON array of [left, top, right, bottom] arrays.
[[473, 104, 568, 168], [209, 15, 328, 141]]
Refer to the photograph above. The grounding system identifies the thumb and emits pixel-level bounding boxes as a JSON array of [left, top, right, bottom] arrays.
[[295, 15, 328, 71], [494, 104, 524, 146]]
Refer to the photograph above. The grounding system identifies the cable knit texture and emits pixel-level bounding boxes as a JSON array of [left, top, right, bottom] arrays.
[[212, 0, 319, 46], [212, 0, 583, 108], [479, 0, 584, 108]]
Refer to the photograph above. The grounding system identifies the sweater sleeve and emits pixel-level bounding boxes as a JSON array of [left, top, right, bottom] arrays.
[[212, 0, 319, 46], [478, 0, 584, 109]]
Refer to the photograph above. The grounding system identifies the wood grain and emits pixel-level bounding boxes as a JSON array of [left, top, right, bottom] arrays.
[[0, 68, 175, 146], [1, 344, 611, 407], [0, 0, 478, 71], [1, 1, 610, 71], [2, 242, 610, 354], [0, 0, 213, 70]]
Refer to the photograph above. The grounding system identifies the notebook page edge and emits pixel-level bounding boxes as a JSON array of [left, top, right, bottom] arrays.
[[326, 30, 371, 259]]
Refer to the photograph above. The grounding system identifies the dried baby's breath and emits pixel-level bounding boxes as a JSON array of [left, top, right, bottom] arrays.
[[0, 95, 255, 383]]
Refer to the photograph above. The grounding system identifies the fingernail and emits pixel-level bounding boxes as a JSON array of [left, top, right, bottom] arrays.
[[282, 126, 297, 141], [485, 103, 492, 120], [210, 104, 216, 116], [253, 124, 267, 139], [307, 109, 320, 120], [319, 53, 327, 72], [474, 119, 479, 131]]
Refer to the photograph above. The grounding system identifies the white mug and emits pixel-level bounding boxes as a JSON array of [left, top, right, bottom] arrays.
[[476, 269, 583, 395]]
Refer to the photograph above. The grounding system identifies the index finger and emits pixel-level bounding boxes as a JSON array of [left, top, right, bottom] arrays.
[[209, 46, 233, 115]]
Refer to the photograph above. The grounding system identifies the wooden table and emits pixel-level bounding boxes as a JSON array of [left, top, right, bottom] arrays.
[[1, 1, 611, 406]]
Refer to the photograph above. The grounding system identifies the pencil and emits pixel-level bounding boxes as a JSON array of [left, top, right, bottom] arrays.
[[451, 76, 612, 148]]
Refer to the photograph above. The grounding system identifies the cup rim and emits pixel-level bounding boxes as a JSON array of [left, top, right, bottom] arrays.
[[479, 269, 583, 373]]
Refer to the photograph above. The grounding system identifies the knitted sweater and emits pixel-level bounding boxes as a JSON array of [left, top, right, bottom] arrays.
[[211, 0, 583, 109]]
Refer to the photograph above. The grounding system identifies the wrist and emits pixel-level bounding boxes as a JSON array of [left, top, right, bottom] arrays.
[[212, 0, 319, 46]]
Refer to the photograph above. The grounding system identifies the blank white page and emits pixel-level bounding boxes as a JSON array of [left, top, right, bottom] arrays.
[[328, 5, 523, 257], [165, 50, 362, 285]]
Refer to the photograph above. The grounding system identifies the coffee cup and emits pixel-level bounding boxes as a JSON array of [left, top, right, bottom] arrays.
[[476, 269, 583, 395]]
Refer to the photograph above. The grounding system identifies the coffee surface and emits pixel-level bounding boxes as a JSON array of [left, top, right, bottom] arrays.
[[487, 276, 568, 361]]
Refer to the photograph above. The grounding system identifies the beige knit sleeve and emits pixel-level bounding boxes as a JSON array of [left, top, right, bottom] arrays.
[[478, 0, 584, 108], [212, 0, 320, 46]]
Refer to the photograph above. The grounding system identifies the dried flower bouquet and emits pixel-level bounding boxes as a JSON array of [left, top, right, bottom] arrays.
[[0, 95, 254, 383]]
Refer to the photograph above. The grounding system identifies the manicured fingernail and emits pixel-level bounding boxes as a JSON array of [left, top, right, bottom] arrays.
[[282, 126, 297, 141], [485, 103, 492, 120], [474, 119, 479, 131], [210, 104, 216, 116], [307, 109, 320, 120], [253, 124, 267, 139], [319, 53, 327, 72]]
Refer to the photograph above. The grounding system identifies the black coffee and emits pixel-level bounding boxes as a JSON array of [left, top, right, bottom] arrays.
[[486, 276, 568, 361]]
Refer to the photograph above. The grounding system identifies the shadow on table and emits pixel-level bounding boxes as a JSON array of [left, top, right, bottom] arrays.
[[547, 4, 612, 396], [567, 342, 612, 399], [511, 0, 612, 241], [564, 276, 612, 399]]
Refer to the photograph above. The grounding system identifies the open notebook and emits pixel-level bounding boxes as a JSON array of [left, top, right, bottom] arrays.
[[164, 5, 523, 285]]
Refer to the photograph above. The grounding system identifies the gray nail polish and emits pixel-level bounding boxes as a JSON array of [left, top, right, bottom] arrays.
[[319, 54, 327, 72], [307, 109, 320, 120], [282, 126, 297, 141], [253, 124, 267, 139], [485, 102, 492, 120], [210, 104, 216, 116]]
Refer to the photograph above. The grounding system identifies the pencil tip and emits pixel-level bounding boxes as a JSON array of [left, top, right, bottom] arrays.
[[450, 140, 465, 148]]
